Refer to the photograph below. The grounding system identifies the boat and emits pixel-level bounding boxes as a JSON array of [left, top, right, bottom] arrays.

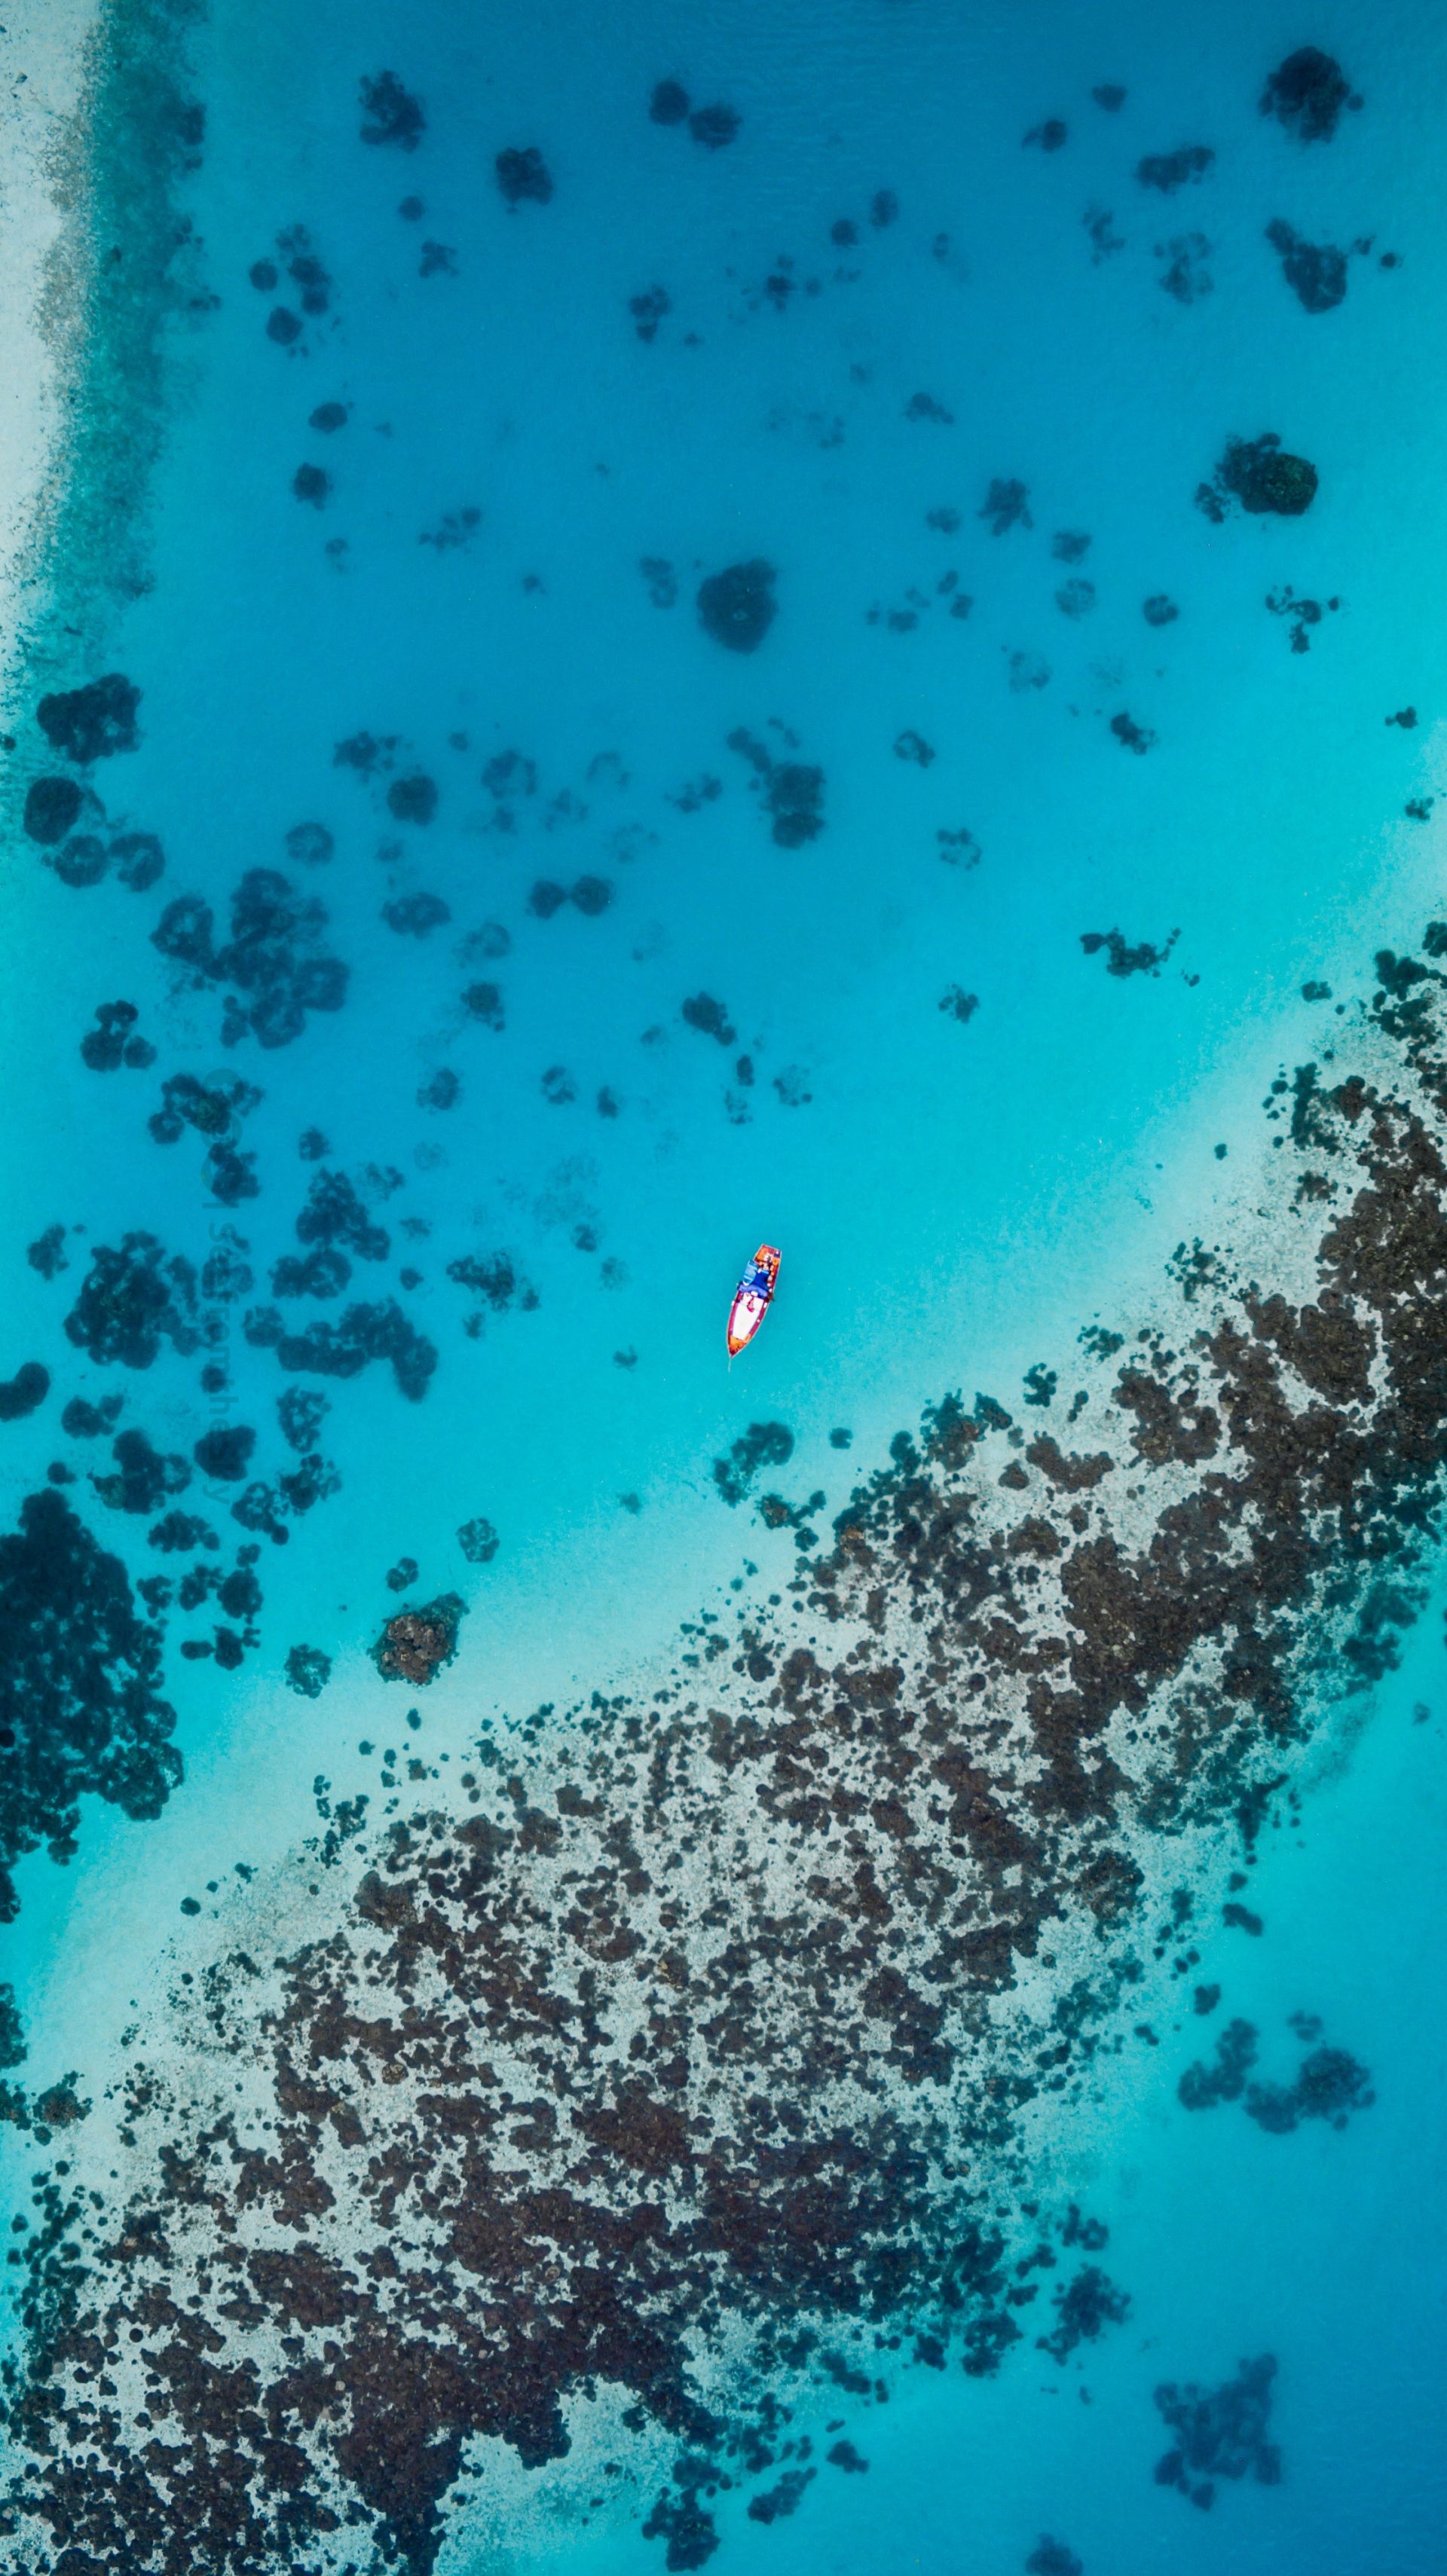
[[727, 1242, 780, 1358]]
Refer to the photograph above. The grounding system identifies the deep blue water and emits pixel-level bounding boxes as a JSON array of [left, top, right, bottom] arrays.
[[2, 2, 1447, 2570]]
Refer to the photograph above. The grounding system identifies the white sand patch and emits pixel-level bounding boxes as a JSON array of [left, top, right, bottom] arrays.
[[0, 1, 99, 674]]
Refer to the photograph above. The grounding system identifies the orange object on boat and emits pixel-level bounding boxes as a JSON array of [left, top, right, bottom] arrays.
[[727, 1242, 780, 1358]]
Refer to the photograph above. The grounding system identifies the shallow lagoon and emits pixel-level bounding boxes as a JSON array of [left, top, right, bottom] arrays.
[[2, 2, 1447, 2569]]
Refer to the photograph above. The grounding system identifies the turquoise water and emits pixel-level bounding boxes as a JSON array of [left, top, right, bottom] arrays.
[[3, 2, 1447, 2568]]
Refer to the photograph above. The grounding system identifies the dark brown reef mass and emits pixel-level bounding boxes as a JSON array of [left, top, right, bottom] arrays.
[[7, 934, 1447, 2571]]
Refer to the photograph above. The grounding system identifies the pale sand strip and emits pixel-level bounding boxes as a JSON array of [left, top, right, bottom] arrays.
[[0, 0, 100, 677]]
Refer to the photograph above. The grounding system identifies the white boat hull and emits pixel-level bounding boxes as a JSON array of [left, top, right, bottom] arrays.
[[727, 1290, 767, 1355]]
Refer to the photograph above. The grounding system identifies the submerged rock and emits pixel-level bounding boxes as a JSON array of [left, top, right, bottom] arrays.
[[373, 1591, 464, 1683]]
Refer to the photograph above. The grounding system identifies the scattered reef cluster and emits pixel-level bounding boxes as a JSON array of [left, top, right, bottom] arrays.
[[0, 23, 1421, 2574], [7, 912, 1445, 2567]]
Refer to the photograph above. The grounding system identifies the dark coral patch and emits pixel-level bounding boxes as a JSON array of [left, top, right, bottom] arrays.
[[0, 1487, 179, 1922], [1026, 2543, 1083, 2576], [382, 891, 450, 937], [1220, 435, 1318, 515], [48, 834, 109, 888], [727, 727, 824, 846], [386, 773, 438, 825], [980, 477, 1032, 535], [1197, 433, 1318, 521], [0, 1362, 48, 1422], [36, 673, 139, 763], [81, 1000, 142, 1071], [23, 776, 83, 845], [111, 830, 165, 890], [1080, 927, 1177, 976], [690, 102, 740, 149], [64, 1233, 199, 1369], [194, 1426, 258, 1482], [152, 868, 348, 1049], [267, 1300, 436, 1401], [457, 1517, 498, 1564], [286, 1643, 332, 1697], [713, 1419, 794, 1504], [1265, 219, 1347, 313], [1136, 144, 1213, 190], [681, 992, 736, 1045], [697, 560, 776, 652], [1261, 48, 1356, 142], [462, 980, 504, 1029], [295, 1168, 390, 1262], [1154, 2355, 1280, 2508], [359, 69, 425, 150], [496, 146, 552, 205], [1109, 711, 1157, 753], [91, 1429, 191, 1514], [61, 1395, 122, 1438], [149, 1070, 259, 1147], [1243, 2041, 1373, 2133]]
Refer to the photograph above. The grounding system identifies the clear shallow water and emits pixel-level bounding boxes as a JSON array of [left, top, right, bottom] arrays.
[[2, 2, 1447, 2570]]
